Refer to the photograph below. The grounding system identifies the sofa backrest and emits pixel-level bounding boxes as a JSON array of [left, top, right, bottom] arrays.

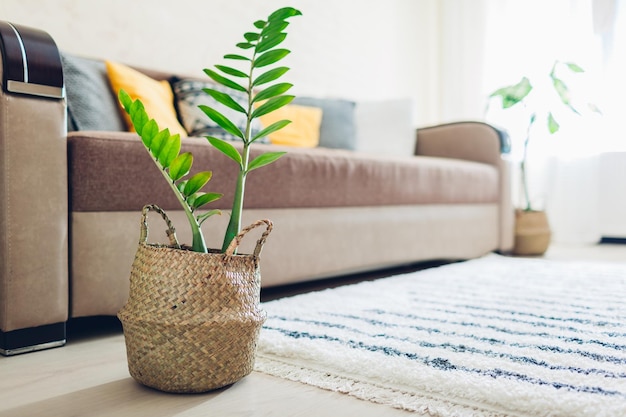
[[61, 52, 418, 158]]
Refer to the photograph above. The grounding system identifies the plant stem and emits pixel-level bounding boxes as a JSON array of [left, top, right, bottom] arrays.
[[521, 114, 535, 212], [156, 163, 207, 252], [186, 211, 208, 253], [221, 145, 249, 252], [220, 39, 260, 253], [520, 159, 531, 212]]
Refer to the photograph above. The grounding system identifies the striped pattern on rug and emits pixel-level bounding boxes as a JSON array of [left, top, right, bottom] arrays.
[[255, 254, 626, 417]]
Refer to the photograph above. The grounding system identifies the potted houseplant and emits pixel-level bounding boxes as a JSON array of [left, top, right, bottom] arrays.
[[116, 6, 302, 393], [487, 60, 600, 256]]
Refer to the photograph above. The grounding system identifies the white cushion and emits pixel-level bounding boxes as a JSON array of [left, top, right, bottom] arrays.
[[354, 98, 415, 157]]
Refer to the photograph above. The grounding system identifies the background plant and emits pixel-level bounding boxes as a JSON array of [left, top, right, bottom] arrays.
[[487, 60, 600, 211], [119, 6, 301, 253]]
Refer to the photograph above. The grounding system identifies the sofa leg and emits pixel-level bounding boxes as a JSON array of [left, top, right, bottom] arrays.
[[0, 322, 66, 356]]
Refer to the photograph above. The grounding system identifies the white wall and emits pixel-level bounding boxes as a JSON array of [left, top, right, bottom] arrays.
[[0, 0, 451, 127]]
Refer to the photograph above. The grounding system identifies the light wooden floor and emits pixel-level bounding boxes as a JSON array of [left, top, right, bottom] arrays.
[[1, 243, 625, 417]]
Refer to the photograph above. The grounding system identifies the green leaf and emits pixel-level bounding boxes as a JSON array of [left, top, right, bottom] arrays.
[[203, 88, 247, 114], [565, 62, 584, 73], [203, 68, 247, 93], [215, 64, 248, 78], [158, 134, 181, 168], [252, 82, 293, 103], [552, 77, 572, 106], [254, 20, 266, 29], [489, 77, 532, 109], [252, 67, 289, 87], [129, 99, 148, 134], [139, 119, 159, 147], [252, 119, 291, 142], [244, 32, 260, 42], [169, 152, 193, 181], [262, 21, 289, 38], [237, 42, 255, 50], [588, 103, 602, 114], [256, 32, 287, 53], [547, 112, 560, 134], [190, 192, 223, 209], [247, 152, 286, 173], [177, 180, 188, 194], [199, 105, 244, 139], [197, 209, 222, 226], [251, 95, 294, 118], [254, 49, 290, 68], [187, 193, 199, 208], [224, 54, 250, 61], [183, 171, 212, 197], [268, 7, 302, 21], [149, 128, 170, 158], [206, 136, 243, 167], [118, 89, 133, 112]]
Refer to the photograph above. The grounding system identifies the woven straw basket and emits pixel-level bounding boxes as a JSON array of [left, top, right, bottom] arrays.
[[118, 205, 271, 393], [513, 209, 551, 256]]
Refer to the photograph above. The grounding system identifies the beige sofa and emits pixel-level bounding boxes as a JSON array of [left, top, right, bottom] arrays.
[[0, 22, 513, 355]]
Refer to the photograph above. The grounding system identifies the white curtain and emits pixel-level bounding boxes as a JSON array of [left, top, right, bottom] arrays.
[[475, 0, 626, 244]]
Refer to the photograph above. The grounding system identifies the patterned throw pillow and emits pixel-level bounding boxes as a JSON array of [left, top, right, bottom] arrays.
[[171, 78, 265, 142], [61, 53, 126, 132]]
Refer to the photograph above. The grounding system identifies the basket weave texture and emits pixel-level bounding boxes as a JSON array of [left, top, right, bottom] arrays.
[[118, 205, 271, 393], [513, 209, 551, 256]]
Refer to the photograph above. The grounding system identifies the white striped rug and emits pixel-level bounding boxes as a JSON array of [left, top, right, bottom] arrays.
[[254, 254, 626, 417]]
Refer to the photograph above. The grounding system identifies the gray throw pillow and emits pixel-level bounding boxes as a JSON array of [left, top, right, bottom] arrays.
[[60, 52, 126, 132], [292, 97, 356, 150], [171, 77, 265, 142]]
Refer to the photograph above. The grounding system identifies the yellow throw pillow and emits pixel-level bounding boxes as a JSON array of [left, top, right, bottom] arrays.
[[105, 60, 187, 137], [258, 104, 322, 147]]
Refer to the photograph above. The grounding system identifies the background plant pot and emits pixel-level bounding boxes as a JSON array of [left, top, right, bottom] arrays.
[[117, 206, 272, 393], [513, 209, 551, 256]]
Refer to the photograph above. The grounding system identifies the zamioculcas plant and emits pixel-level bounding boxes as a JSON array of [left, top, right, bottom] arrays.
[[487, 60, 600, 211], [118, 6, 301, 253], [119, 89, 223, 253], [202, 6, 301, 252]]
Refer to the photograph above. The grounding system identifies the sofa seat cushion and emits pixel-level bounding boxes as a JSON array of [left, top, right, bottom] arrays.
[[68, 131, 499, 212]]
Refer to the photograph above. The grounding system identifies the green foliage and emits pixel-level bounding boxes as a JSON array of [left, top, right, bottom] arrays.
[[116, 6, 301, 253], [489, 76, 532, 109], [206, 137, 242, 167], [118, 89, 223, 253], [488, 60, 599, 136], [487, 60, 601, 211], [202, 6, 300, 252], [248, 152, 287, 172]]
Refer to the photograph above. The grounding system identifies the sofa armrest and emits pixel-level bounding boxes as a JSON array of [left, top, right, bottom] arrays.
[[0, 22, 68, 354], [416, 121, 510, 167], [416, 121, 514, 254]]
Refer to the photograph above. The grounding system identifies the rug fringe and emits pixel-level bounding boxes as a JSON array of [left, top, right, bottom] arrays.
[[255, 355, 515, 417]]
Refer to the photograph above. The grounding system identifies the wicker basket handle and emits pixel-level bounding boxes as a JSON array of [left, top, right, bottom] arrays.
[[225, 219, 273, 257], [139, 204, 181, 249]]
